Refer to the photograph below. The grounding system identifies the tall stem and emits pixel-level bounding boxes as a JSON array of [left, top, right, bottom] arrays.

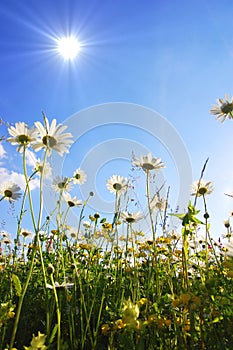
[[146, 170, 156, 241]]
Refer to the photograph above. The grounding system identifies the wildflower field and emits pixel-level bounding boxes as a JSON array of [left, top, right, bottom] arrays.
[[1, 97, 233, 350]]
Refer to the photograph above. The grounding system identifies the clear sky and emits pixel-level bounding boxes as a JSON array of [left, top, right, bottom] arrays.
[[1, 0, 233, 240]]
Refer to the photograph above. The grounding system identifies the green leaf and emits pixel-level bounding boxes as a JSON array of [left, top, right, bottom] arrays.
[[12, 274, 22, 297], [49, 324, 58, 344]]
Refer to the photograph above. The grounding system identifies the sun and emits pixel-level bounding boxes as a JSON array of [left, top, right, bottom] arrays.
[[57, 36, 81, 60]]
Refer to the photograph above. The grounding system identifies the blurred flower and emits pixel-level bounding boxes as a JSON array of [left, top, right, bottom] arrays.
[[33, 117, 73, 156], [151, 194, 166, 211], [191, 179, 214, 197], [52, 176, 72, 193], [223, 241, 233, 257], [106, 175, 128, 193], [224, 219, 231, 229], [20, 228, 34, 239], [24, 331, 47, 350], [210, 95, 233, 123], [34, 159, 52, 178], [63, 192, 82, 207], [7, 122, 38, 152], [122, 298, 140, 326], [67, 226, 78, 239], [132, 152, 165, 172], [121, 211, 144, 223], [0, 182, 22, 202], [1, 234, 12, 245], [73, 168, 87, 185], [0, 231, 12, 244], [83, 221, 92, 228], [46, 281, 74, 290]]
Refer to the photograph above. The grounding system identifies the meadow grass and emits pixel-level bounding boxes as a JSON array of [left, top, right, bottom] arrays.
[[1, 109, 233, 350]]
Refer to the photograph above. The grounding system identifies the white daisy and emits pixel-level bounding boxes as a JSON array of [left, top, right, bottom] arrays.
[[83, 221, 92, 229], [20, 228, 34, 239], [34, 158, 52, 178], [1, 236, 12, 245], [67, 226, 79, 239], [33, 117, 73, 156], [63, 192, 82, 207], [52, 176, 72, 193], [0, 230, 10, 239], [191, 179, 214, 197], [121, 211, 144, 224], [46, 281, 74, 290], [210, 94, 233, 123], [73, 168, 87, 185], [0, 181, 22, 202], [132, 152, 165, 172], [150, 194, 166, 211], [7, 122, 38, 152], [106, 175, 128, 193]]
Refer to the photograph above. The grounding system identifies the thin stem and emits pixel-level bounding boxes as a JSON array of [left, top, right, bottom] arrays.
[[146, 170, 156, 241], [50, 274, 61, 350]]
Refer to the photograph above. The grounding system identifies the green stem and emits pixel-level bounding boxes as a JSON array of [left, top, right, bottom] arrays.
[[50, 274, 61, 350]]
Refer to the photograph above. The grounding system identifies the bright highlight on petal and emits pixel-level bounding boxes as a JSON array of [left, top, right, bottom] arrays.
[[57, 36, 81, 60]]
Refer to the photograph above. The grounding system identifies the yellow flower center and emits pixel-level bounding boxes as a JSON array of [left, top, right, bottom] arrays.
[[113, 183, 122, 191], [4, 190, 13, 198], [142, 163, 154, 170], [198, 187, 207, 195], [221, 102, 233, 114], [126, 217, 135, 223], [42, 135, 57, 147], [18, 134, 30, 143]]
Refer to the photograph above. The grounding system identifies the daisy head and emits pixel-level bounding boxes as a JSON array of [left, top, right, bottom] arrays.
[[33, 117, 73, 156], [73, 168, 87, 185], [63, 192, 82, 207], [106, 175, 128, 194], [132, 152, 165, 172], [210, 95, 233, 123], [150, 194, 166, 211], [20, 228, 34, 239], [121, 211, 144, 224], [34, 159, 52, 178], [191, 179, 214, 197], [7, 122, 38, 152], [52, 176, 72, 193], [0, 182, 22, 202]]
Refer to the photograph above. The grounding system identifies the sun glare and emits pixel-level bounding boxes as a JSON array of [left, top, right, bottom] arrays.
[[57, 36, 81, 60]]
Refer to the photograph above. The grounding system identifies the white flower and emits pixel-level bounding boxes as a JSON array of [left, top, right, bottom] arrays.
[[191, 179, 214, 197], [67, 226, 79, 239], [210, 94, 233, 123], [52, 176, 72, 193], [1, 231, 12, 244], [83, 221, 92, 228], [121, 211, 144, 224], [34, 158, 52, 178], [132, 152, 165, 172], [73, 168, 87, 185], [106, 175, 128, 193], [20, 228, 34, 238], [7, 122, 38, 152], [33, 117, 73, 156], [0, 230, 10, 239], [0, 181, 22, 202], [63, 192, 82, 207], [46, 282, 74, 290], [1, 236, 12, 245], [223, 241, 233, 257], [150, 194, 166, 211]]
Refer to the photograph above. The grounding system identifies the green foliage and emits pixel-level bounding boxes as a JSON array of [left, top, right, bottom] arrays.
[[1, 108, 233, 349]]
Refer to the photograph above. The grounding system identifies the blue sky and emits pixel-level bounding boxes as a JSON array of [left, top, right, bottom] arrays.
[[1, 0, 233, 240]]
